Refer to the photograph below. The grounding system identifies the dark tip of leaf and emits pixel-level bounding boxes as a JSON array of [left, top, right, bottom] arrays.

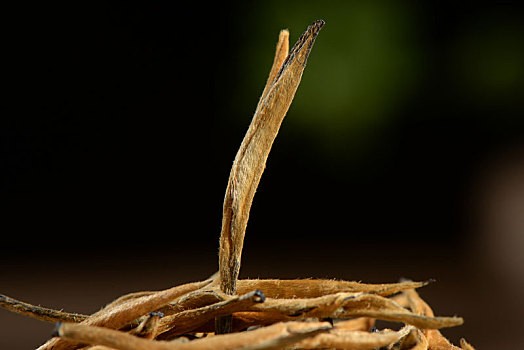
[[253, 289, 266, 303]]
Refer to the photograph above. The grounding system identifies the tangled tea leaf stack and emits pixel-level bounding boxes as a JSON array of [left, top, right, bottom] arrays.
[[1, 20, 475, 349]]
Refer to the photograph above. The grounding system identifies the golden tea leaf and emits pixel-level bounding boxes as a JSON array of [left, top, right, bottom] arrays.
[[217, 19, 324, 334], [218, 20, 325, 297]]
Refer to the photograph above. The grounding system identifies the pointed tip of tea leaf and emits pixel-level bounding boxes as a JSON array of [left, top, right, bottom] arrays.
[[313, 19, 326, 28], [276, 19, 324, 80], [460, 337, 476, 350], [398, 277, 435, 287]]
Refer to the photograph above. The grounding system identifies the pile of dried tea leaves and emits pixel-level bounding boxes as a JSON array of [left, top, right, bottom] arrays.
[[1, 20, 475, 350]]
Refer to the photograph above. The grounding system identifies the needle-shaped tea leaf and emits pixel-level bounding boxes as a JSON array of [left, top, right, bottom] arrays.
[[217, 19, 324, 334]]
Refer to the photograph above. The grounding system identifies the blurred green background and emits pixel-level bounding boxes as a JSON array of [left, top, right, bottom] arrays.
[[222, 0, 523, 152], [2, 1, 524, 349]]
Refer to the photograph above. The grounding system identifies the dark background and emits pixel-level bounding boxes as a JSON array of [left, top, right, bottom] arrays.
[[2, 1, 524, 348]]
